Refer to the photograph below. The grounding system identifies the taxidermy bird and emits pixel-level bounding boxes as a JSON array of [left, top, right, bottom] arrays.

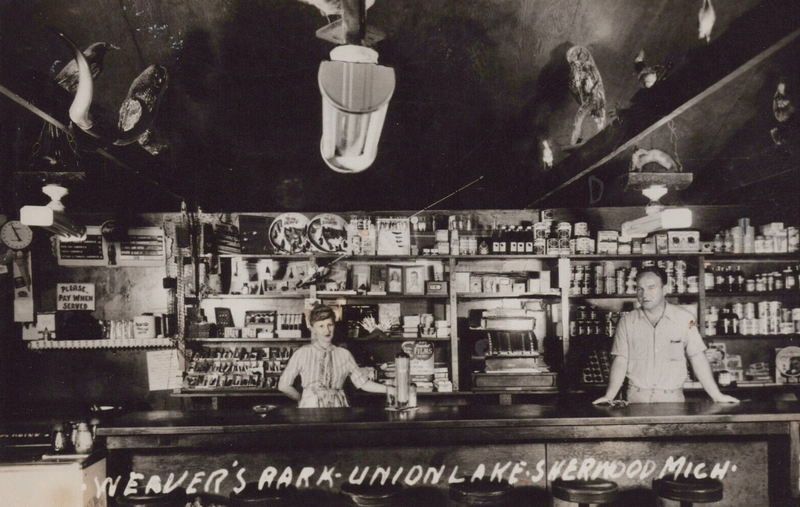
[[567, 45, 607, 146], [297, 0, 374, 16], [54, 42, 117, 94], [54, 29, 168, 155], [634, 50, 672, 88], [698, 0, 716, 43], [773, 78, 795, 123]]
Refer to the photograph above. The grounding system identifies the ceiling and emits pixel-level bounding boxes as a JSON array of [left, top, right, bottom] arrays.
[[1, 0, 798, 213]]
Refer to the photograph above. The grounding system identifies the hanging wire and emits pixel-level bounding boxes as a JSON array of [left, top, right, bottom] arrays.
[[667, 119, 683, 172]]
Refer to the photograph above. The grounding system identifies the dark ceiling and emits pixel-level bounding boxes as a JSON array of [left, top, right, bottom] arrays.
[[1, 0, 798, 213]]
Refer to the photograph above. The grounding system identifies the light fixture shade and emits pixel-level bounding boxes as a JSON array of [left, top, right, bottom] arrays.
[[318, 46, 395, 173], [20, 184, 86, 242], [620, 207, 693, 241]]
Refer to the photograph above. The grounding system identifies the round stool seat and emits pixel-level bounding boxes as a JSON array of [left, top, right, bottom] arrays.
[[551, 479, 619, 504], [449, 478, 511, 505], [115, 488, 186, 506], [653, 476, 723, 503], [229, 483, 296, 506], [340, 482, 403, 506]]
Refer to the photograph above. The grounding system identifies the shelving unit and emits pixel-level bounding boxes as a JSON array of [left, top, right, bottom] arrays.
[[178, 249, 799, 398], [27, 338, 175, 350]]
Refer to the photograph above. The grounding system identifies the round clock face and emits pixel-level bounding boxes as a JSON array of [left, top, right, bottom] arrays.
[[0, 220, 33, 250]]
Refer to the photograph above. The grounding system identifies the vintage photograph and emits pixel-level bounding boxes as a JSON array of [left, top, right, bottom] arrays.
[[0, 0, 799, 505], [402, 265, 426, 295]]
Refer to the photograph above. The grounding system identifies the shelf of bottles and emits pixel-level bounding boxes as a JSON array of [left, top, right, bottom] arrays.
[[568, 258, 698, 298], [702, 261, 800, 337]]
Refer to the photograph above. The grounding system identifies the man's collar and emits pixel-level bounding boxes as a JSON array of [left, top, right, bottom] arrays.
[[636, 302, 674, 321]]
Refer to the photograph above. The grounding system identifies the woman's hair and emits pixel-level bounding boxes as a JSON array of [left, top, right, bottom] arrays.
[[308, 304, 336, 325], [635, 265, 668, 285]]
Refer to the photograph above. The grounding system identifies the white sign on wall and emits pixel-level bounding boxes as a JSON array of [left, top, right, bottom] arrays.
[[56, 283, 96, 311]]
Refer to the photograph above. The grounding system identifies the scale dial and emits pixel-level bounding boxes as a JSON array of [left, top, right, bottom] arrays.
[[0, 220, 33, 250]]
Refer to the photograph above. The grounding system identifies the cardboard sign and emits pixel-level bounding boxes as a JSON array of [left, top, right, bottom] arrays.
[[56, 283, 95, 311]]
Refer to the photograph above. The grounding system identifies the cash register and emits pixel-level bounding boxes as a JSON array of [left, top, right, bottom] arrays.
[[471, 307, 557, 391]]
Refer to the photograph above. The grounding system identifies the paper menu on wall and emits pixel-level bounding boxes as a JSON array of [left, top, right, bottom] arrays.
[[146, 349, 183, 391]]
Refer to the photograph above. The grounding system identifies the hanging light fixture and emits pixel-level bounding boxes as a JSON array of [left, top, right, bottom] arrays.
[[319, 45, 395, 173], [316, 0, 394, 174], [20, 184, 86, 242]]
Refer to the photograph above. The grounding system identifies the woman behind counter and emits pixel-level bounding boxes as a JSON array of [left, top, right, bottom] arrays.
[[278, 304, 391, 407]]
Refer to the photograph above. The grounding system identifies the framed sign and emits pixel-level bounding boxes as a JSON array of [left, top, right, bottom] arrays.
[[117, 227, 166, 267], [56, 226, 109, 266], [56, 283, 96, 311]]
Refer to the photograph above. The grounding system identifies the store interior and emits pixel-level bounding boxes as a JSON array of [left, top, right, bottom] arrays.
[[0, 0, 799, 441]]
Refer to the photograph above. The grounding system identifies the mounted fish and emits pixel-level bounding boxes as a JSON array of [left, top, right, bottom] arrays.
[[634, 50, 672, 89], [698, 0, 716, 43], [567, 45, 607, 146], [54, 29, 168, 155], [54, 42, 117, 94]]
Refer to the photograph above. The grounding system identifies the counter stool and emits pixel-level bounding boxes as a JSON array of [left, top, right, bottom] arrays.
[[449, 478, 512, 505], [229, 483, 297, 506], [114, 488, 186, 507], [551, 479, 618, 507], [652, 476, 723, 506], [340, 482, 403, 506]]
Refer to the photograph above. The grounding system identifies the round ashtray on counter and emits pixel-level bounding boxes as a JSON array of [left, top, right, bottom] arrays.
[[251, 404, 277, 416]]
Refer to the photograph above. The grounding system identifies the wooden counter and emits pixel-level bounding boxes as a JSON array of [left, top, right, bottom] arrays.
[[98, 401, 800, 506]]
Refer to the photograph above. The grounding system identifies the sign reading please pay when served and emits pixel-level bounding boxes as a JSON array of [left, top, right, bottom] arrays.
[[56, 283, 95, 311]]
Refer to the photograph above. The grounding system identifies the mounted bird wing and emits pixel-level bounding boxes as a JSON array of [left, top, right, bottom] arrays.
[[53, 28, 168, 153]]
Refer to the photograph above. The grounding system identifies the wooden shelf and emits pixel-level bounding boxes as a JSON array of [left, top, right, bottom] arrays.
[[705, 334, 799, 339], [704, 290, 799, 297], [319, 294, 450, 300], [570, 253, 703, 260], [203, 293, 310, 299], [457, 292, 560, 299], [350, 337, 452, 342], [704, 253, 800, 261], [186, 338, 309, 343], [27, 339, 175, 350], [569, 293, 697, 299]]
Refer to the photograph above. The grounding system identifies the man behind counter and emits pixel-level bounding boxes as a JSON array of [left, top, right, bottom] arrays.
[[593, 266, 739, 404]]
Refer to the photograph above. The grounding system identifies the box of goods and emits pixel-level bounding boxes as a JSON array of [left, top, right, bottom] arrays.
[[402, 340, 435, 375], [425, 281, 448, 295], [597, 241, 618, 255], [655, 233, 669, 254], [667, 230, 701, 253], [617, 242, 632, 255], [470, 277, 483, 293], [433, 379, 453, 392], [454, 272, 471, 293], [642, 237, 657, 255]]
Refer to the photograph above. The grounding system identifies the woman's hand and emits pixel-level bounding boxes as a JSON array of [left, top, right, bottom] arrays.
[[711, 394, 740, 403], [592, 395, 614, 405]]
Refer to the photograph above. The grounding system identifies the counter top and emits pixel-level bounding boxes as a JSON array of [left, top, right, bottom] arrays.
[[99, 400, 800, 436]]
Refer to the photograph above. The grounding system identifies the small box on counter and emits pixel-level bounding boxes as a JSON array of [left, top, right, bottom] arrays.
[[597, 230, 619, 242]]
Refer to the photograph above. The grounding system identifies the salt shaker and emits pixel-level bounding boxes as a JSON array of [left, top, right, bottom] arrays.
[[74, 422, 94, 454], [51, 423, 66, 453]]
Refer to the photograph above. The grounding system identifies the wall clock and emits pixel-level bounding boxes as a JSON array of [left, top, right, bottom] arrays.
[[0, 220, 33, 250]]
